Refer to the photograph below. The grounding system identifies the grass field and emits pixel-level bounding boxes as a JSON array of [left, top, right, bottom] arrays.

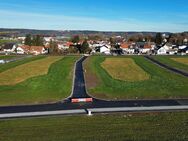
[[0, 112, 187, 141], [84, 56, 188, 100], [0, 55, 18, 60], [0, 56, 79, 106], [101, 58, 150, 81], [171, 58, 188, 65], [153, 56, 188, 72], [0, 56, 46, 73], [0, 56, 62, 85]]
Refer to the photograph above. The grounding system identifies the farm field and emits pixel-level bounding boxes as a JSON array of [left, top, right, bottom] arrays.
[[84, 56, 188, 100], [0, 112, 187, 141], [153, 56, 188, 72], [0, 56, 79, 106]]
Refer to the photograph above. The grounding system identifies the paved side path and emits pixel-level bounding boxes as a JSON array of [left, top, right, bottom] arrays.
[[145, 56, 188, 77], [71, 56, 90, 98]]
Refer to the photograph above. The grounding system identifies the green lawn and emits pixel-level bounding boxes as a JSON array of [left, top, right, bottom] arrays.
[[84, 56, 188, 100], [153, 56, 188, 72], [0, 56, 79, 106], [0, 112, 187, 141], [0, 55, 18, 60]]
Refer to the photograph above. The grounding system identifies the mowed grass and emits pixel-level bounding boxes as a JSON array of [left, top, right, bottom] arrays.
[[171, 57, 188, 65], [0, 56, 79, 106], [84, 56, 188, 100], [153, 56, 188, 72], [0, 56, 46, 73], [0, 56, 62, 85], [0, 112, 187, 141], [0, 55, 17, 60], [101, 58, 150, 81]]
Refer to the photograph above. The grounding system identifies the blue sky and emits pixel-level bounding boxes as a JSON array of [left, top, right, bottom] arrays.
[[0, 0, 188, 32]]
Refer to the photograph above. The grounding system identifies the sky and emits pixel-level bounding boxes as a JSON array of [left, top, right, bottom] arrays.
[[0, 0, 188, 32]]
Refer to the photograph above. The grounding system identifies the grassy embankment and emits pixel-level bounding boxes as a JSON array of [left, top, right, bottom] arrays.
[[153, 56, 188, 72], [0, 56, 79, 106], [0, 112, 187, 141], [84, 56, 188, 100]]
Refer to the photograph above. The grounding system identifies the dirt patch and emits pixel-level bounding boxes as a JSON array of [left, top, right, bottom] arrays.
[[83, 57, 99, 89], [91, 92, 111, 99]]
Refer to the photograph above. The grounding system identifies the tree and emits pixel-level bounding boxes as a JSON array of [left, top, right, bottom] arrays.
[[155, 33, 162, 45], [49, 40, 60, 54], [24, 34, 32, 46], [68, 46, 79, 54], [32, 35, 44, 46], [109, 37, 116, 48], [71, 35, 80, 43], [81, 39, 90, 53]]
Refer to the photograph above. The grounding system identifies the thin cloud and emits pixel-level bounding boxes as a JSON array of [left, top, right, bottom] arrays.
[[0, 10, 187, 32]]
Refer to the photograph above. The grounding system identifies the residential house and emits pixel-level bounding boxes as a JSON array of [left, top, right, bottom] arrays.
[[58, 42, 73, 50], [179, 45, 188, 55], [120, 42, 135, 54], [2, 43, 17, 54], [140, 43, 155, 54], [157, 43, 172, 55], [16, 45, 30, 54], [17, 37, 26, 44], [140, 43, 151, 54], [91, 42, 111, 54], [100, 45, 111, 54], [29, 46, 47, 55]]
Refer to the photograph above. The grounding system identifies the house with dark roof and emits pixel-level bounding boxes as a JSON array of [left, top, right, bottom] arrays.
[[2, 43, 17, 53]]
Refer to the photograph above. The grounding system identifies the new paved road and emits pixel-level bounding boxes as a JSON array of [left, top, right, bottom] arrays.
[[71, 56, 90, 98]]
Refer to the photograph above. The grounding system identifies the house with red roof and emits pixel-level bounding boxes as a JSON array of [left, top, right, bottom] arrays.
[[17, 45, 47, 55], [120, 42, 135, 54]]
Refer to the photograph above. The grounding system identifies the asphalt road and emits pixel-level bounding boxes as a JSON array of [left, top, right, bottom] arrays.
[[71, 56, 90, 98], [145, 56, 188, 77], [0, 55, 188, 118]]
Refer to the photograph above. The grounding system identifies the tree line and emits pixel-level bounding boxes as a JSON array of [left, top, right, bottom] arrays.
[[25, 34, 44, 46]]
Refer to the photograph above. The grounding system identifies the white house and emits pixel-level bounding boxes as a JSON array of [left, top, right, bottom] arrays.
[[16, 45, 30, 54], [100, 45, 111, 54], [58, 42, 72, 50], [44, 37, 54, 42], [140, 44, 152, 54], [29, 46, 47, 55], [2, 43, 17, 54], [91, 44, 111, 55], [157, 44, 172, 55], [120, 42, 135, 54], [16, 47, 25, 54]]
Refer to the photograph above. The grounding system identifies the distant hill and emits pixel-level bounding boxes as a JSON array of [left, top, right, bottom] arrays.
[[0, 28, 172, 37]]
